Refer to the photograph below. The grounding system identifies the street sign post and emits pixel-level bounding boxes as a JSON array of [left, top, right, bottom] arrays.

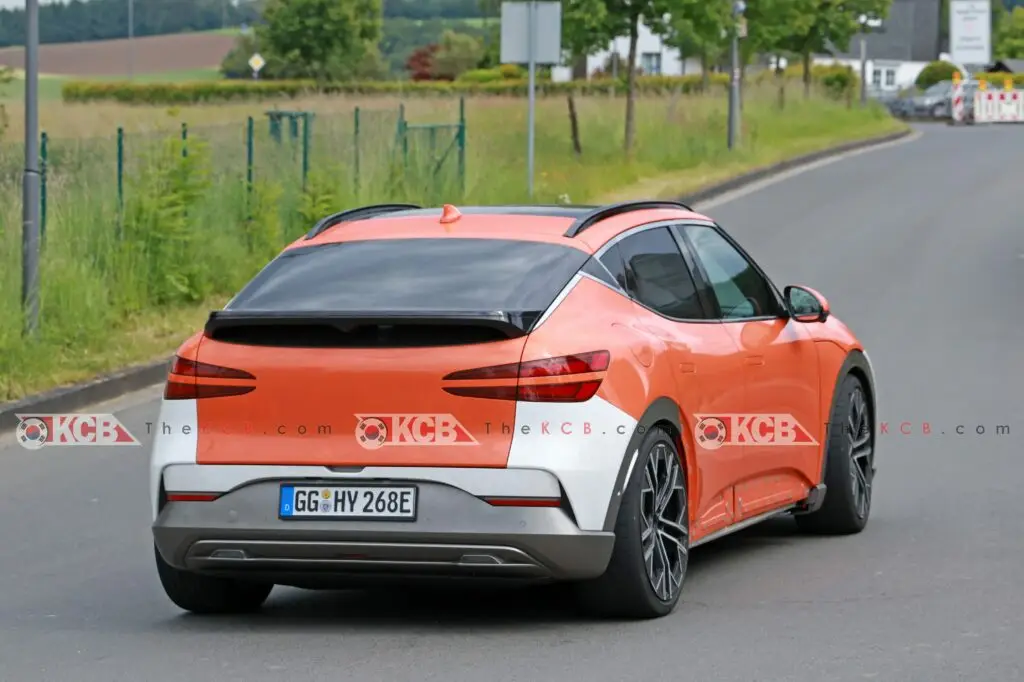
[[248, 53, 265, 80], [22, 0, 41, 336], [500, 1, 561, 198]]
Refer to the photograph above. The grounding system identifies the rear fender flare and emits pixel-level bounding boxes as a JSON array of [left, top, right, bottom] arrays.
[[600, 397, 685, 532]]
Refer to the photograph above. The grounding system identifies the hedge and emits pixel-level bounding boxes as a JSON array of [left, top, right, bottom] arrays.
[[61, 73, 732, 105], [60, 65, 880, 106], [974, 72, 1024, 87]]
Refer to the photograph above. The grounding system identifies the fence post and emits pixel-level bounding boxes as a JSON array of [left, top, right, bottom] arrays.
[[116, 126, 124, 238], [301, 112, 311, 191], [398, 103, 409, 171], [181, 122, 188, 157], [245, 116, 254, 213], [39, 131, 48, 243], [353, 106, 361, 198], [457, 96, 466, 197]]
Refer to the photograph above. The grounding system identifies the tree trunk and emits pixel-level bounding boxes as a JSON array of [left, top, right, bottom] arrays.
[[802, 51, 812, 99], [567, 93, 582, 156], [624, 13, 640, 156], [700, 49, 710, 93]]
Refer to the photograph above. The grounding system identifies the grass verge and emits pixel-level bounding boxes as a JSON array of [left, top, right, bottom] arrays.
[[0, 85, 907, 402]]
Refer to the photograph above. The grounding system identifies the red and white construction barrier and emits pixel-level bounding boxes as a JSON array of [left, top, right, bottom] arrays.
[[952, 81, 965, 123], [973, 90, 1024, 123]]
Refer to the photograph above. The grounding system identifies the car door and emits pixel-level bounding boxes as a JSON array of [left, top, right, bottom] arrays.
[[600, 225, 746, 537], [677, 222, 822, 522]]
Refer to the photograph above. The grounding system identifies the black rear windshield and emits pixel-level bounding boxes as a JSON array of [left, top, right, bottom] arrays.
[[227, 238, 589, 313]]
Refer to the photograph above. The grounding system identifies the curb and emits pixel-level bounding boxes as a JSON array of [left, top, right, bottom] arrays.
[[679, 127, 912, 205], [0, 358, 172, 433], [0, 125, 913, 434]]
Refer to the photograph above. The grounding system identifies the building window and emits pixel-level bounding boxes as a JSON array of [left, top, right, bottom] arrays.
[[640, 52, 662, 75], [872, 69, 882, 86], [884, 69, 896, 87]]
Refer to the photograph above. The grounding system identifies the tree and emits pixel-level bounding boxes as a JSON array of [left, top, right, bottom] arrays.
[[996, 6, 1024, 57], [776, 0, 893, 97], [259, 0, 383, 82], [430, 30, 485, 79], [562, 0, 673, 155], [663, 0, 731, 90], [406, 44, 441, 80]]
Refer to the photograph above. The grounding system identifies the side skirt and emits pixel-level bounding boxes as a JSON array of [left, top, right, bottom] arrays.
[[689, 504, 800, 549]]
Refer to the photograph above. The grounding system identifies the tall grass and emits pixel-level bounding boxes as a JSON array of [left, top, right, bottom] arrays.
[[0, 85, 902, 400]]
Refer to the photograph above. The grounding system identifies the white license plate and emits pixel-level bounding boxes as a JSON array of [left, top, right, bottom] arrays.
[[279, 485, 417, 521]]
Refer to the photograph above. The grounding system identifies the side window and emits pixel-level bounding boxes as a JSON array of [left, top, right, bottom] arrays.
[[683, 225, 778, 320], [616, 227, 706, 319], [597, 244, 628, 291]]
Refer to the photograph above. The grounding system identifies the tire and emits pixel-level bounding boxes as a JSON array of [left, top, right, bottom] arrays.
[[932, 103, 945, 119], [155, 545, 273, 614], [575, 427, 689, 619], [796, 373, 875, 535]]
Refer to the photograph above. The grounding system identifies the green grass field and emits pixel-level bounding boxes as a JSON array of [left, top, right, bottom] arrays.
[[0, 87, 906, 402]]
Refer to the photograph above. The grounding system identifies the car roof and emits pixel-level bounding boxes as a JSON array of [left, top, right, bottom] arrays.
[[290, 203, 715, 255]]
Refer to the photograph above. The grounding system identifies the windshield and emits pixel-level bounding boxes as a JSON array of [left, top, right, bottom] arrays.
[[924, 82, 951, 96]]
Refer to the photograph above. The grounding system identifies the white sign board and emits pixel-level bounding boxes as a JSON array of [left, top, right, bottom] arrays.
[[950, 0, 991, 66], [500, 2, 562, 65], [248, 53, 266, 74]]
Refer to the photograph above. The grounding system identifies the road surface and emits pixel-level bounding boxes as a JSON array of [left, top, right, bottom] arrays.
[[2, 124, 1022, 682]]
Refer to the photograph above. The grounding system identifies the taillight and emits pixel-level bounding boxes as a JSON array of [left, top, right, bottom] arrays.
[[442, 350, 609, 403], [164, 355, 256, 400]]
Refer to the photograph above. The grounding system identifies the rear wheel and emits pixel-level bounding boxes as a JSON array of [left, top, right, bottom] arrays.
[[575, 427, 689, 619], [796, 373, 875, 535], [155, 545, 273, 614]]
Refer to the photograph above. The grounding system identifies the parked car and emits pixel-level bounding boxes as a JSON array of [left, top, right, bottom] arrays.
[[910, 80, 954, 118]]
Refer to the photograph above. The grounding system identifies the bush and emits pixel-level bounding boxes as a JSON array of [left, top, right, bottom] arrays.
[[62, 74, 733, 105], [916, 61, 960, 89], [457, 68, 505, 83], [499, 63, 525, 79], [458, 64, 527, 83]]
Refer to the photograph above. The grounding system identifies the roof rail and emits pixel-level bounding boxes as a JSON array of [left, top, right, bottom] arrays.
[[304, 203, 422, 240], [562, 200, 693, 238]]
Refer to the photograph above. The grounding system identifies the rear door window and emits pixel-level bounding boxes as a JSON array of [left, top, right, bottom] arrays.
[[227, 238, 590, 314], [616, 227, 708, 319]]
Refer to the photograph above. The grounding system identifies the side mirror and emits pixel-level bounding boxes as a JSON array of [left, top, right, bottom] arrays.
[[784, 285, 829, 323]]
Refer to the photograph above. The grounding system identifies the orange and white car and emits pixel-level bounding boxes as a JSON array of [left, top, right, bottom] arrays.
[[150, 201, 877, 618]]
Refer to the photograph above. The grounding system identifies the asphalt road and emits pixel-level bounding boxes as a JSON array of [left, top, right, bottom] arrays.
[[2, 123, 1023, 682]]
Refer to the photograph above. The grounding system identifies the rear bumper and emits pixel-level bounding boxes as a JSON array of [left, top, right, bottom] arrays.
[[153, 479, 615, 583]]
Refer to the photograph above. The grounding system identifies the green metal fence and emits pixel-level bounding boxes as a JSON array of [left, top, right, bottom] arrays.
[[0, 97, 467, 243]]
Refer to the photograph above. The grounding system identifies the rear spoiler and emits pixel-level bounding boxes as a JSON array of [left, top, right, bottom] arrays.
[[204, 309, 540, 340]]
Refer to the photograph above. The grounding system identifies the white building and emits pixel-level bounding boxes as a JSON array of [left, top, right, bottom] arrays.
[[811, 56, 929, 92], [551, 20, 702, 82]]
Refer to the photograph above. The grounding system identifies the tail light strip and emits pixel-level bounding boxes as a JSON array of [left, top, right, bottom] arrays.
[[164, 356, 257, 400], [442, 351, 609, 403]]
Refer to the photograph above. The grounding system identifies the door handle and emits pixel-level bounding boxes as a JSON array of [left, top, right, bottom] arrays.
[[744, 355, 765, 366], [679, 362, 696, 374]]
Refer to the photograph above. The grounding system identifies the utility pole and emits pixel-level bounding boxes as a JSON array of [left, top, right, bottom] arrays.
[[858, 14, 883, 106], [859, 34, 867, 105], [526, 0, 536, 198], [727, 0, 746, 150], [22, 0, 41, 336], [128, 0, 135, 79]]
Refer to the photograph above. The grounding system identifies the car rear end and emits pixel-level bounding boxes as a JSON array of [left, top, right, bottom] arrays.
[[150, 229, 620, 585]]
